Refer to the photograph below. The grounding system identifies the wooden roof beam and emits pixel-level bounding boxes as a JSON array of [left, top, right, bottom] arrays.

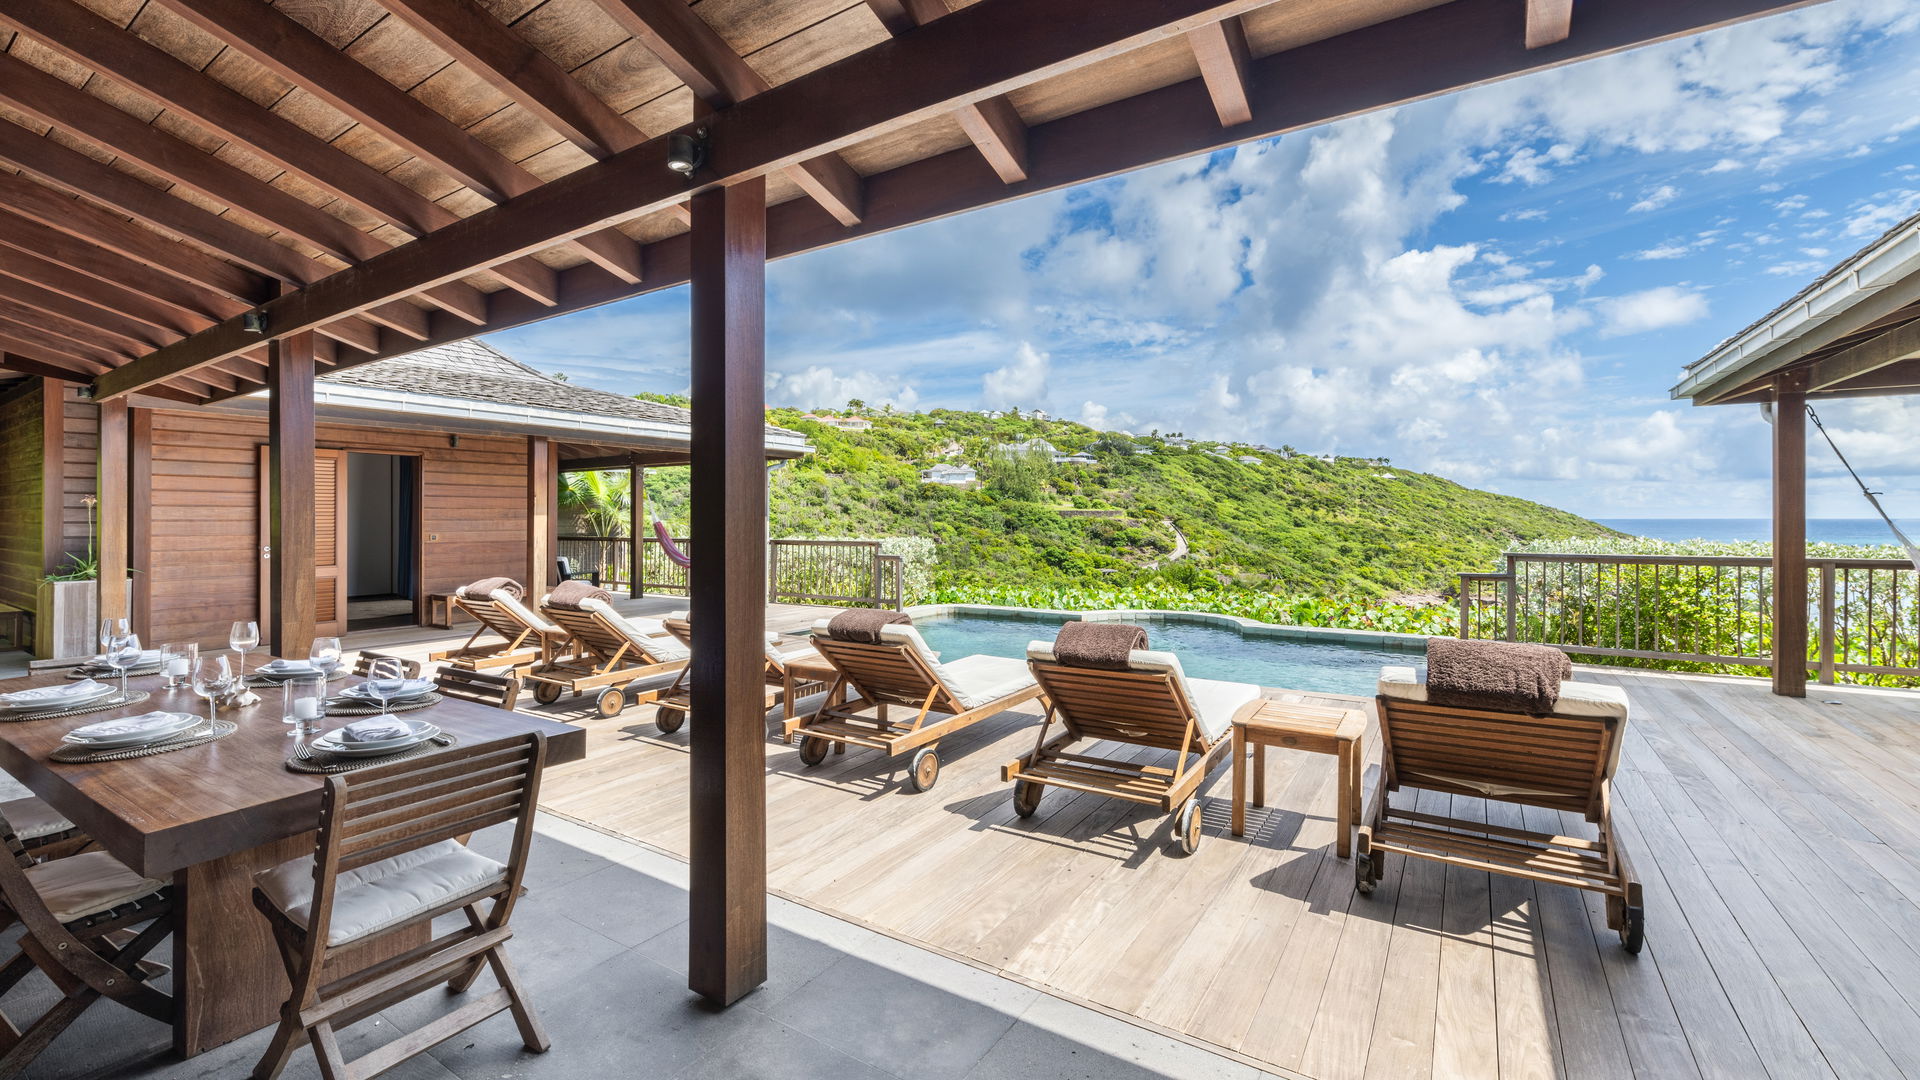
[[153, 0, 645, 288], [595, 0, 867, 224], [1525, 0, 1574, 48], [1808, 317, 1920, 393], [0, 350, 104, 385], [0, 280, 169, 352], [865, 0, 1028, 183], [1189, 17, 1253, 126], [0, 207, 251, 323], [0, 246, 211, 339]]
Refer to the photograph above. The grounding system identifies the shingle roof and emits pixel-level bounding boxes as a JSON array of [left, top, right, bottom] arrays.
[[321, 339, 800, 439]]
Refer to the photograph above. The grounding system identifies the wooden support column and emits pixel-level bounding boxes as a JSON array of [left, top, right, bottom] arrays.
[[96, 396, 130, 626], [38, 381, 66, 579], [129, 408, 154, 636], [528, 437, 554, 592], [1771, 369, 1809, 697], [629, 465, 644, 599], [687, 177, 768, 1006], [267, 327, 317, 659]]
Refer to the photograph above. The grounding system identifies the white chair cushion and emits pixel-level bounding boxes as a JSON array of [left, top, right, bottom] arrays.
[[257, 839, 509, 948], [939, 655, 1039, 711], [770, 645, 821, 667], [580, 598, 690, 662], [1183, 677, 1263, 744], [492, 590, 562, 637], [2, 796, 74, 842], [26, 851, 164, 923]]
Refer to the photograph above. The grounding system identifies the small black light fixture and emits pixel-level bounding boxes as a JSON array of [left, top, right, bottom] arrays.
[[667, 128, 708, 177], [242, 310, 268, 334]]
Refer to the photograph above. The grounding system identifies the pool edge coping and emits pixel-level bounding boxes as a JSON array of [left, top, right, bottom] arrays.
[[902, 603, 1430, 654]]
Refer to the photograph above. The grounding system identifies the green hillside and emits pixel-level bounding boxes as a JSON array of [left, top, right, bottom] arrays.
[[641, 406, 1615, 601]]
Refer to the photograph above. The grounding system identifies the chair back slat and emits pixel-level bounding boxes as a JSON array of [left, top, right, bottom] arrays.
[[453, 595, 538, 647], [810, 637, 963, 713], [432, 666, 520, 710], [354, 651, 421, 679], [1376, 697, 1616, 818], [1029, 662, 1201, 752]]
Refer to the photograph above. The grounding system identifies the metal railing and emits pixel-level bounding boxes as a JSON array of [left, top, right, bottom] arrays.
[[633, 536, 904, 610], [1458, 552, 1920, 684]]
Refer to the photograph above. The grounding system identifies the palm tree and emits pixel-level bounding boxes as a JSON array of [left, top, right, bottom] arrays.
[[560, 470, 632, 537]]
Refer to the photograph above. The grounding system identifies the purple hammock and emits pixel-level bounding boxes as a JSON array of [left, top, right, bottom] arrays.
[[653, 519, 692, 568]]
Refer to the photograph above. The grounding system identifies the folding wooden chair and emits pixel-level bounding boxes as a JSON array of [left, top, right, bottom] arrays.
[[0, 807, 172, 1078], [1007, 642, 1261, 855], [249, 733, 551, 1079], [524, 598, 688, 718], [1361, 665, 1643, 952], [782, 618, 1042, 793], [433, 666, 522, 710], [354, 650, 422, 679], [429, 587, 558, 674]]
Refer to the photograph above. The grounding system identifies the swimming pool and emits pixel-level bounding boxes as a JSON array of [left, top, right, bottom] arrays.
[[910, 610, 1420, 697]]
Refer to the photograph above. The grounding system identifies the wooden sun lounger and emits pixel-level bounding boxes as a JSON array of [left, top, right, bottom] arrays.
[[649, 617, 833, 735], [1007, 647, 1260, 855], [1360, 666, 1643, 952], [428, 590, 552, 674], [523, 600, 687, 719], [781, 622, 1042, 793]]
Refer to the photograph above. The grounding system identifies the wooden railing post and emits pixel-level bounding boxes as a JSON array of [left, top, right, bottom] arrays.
[[1816, 561, 1836, 685], [1771, 371, 1810, 697], [1503, 554, 1518, 642]]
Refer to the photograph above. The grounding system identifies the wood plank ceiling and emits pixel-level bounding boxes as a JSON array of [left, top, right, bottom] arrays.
[[0, 0, 1816, 404]]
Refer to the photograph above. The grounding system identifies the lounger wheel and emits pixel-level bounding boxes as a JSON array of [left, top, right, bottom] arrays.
[[797, 734, 830, 766], [1619, 905, 1645, 954], [595, 688, 625, 719], [908, 747, 940, 793], [531, 681, 562, 706], [1174, 799, 1204, 856], [655, 705, 686, 734], [1012, 780, 1043, 818]]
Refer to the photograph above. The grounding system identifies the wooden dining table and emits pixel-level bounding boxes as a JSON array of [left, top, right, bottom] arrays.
[[0, 663, 585, 1058]]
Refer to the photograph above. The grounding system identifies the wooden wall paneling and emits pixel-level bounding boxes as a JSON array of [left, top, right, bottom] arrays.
[[96, 397, 130, 626], [687, 176, 769, 1005], [38, 382, 64, 579], [528, 436, 553, 594], [63, 394, 98, 578], [0, 382, 43, 614], [1772, 370, 1809, 697], [130, 407, 154, 637]]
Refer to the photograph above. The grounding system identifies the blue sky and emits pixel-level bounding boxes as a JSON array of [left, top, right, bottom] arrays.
[[493, 0, 1920, 521]]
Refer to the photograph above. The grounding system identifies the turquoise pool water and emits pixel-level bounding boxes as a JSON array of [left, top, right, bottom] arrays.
[[912, 611, 1419, 697]]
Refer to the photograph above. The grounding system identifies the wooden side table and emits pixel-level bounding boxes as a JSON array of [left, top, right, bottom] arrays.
[[1232, 700, 1367, 857], [425, 592, 456, 629]]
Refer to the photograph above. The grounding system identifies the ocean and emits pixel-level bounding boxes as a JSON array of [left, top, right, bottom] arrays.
[[1598, 518, 1898, 545]]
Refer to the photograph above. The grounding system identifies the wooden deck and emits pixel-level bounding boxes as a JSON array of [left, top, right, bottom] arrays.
[[355, 603, 1920, 1080]]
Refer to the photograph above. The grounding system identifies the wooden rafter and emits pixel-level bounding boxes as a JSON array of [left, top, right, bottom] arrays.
[[151, 0, 645, 288], [0, 246, 209, 339], [0, 279, 168, 352], [594, 0, 867, 225], [0, 207, 252, 324], [1809, 317, 1920, 393], [0, 350, 100, 385], [1525, 0, 1575, 48], [1189, 17, 1253, 126], [868, 0, 1031, 183]]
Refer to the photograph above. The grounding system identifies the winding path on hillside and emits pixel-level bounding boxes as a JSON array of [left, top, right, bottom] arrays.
[[1162, 519, 1188, 563]]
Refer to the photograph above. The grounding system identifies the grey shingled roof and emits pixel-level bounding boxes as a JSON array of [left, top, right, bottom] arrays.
[[321, 339, 801, 439]]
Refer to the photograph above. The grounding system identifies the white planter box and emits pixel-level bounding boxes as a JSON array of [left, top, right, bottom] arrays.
[[34, 579, 98, 661]]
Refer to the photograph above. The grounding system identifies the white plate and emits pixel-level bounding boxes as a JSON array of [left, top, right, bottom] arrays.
[[0, 681, 116, 712], [63, 712, 202, 749], [311, 719, 440, 756], [337, 678, 434, 701]]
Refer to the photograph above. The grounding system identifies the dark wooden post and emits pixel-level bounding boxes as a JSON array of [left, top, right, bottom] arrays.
[[96, 396, 130, 626], [38, 381, 65, 579], [267, 327, 317, 659], [1771, 369, 1809, 697], [129, 408, 154, 637], [629, 464, 644, 599], [528, 437, 554, 593], [687, 176, 769, 1005]]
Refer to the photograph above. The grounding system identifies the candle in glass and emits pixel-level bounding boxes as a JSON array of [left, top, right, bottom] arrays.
[[159, 642, 198, 689]]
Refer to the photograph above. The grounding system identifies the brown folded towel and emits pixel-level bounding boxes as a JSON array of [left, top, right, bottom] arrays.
[[1052, 621, 1149, 670], [1425, 637, 1571, 715], [460, 577, 523, 601], [825, 608, 911, 644], [546, 579, 613, 609]]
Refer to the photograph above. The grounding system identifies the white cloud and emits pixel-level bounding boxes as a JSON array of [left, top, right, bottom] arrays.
[[766, 365, 919, 411], [1593, 287, 1711, 337], [1078, 400, 1136, 432], [1631, 243, 1693, 260], [1628, 185, 1680, 213], [982, 343, 1051, 409]]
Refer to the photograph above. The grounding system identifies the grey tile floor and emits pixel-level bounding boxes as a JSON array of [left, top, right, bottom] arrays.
[[7, 812, 1289, 1080]]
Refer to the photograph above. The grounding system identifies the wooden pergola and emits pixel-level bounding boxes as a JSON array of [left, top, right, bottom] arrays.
[[0, 0, 1822, 1014], [1673, 209, 1920, 699]]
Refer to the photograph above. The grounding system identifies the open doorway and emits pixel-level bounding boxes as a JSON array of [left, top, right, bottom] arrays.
[[345, 453, 420, 631]]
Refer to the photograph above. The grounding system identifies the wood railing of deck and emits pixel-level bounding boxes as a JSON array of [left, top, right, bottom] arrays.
[[1458, 552, 1920, 684], [564, 536, 903, 609]]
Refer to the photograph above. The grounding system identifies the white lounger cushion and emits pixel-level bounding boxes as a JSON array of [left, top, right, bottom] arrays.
[[2, 795, 74, 841], [815, 618, 1036, 711], [578, 597, 690, 662], [770, 644, 821, 668], [258, 839, 508, 947], [491, 590, 563, 637], [1027, 641, 1258, 744], [26, 851, 165, 923]]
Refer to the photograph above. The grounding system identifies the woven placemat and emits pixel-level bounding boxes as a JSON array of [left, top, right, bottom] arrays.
[[323, 692, 443, 717], [66, 665, 162, 680], [0, 690, 152, 724], [287, 732, 459, 774], [49, 717, 236, 763]]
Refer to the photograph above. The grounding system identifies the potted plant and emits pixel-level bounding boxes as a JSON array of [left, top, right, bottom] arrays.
[[36, 495, 101, 660]]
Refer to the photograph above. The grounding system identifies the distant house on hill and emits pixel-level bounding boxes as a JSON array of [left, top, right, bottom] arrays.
[[1164, 437, 1191, 448], [933, 440, 964, 458], [1236, 455, 1262, 465], [998, 437, 1061, 460], [1057, 452, 1098, 466], [802, 413, 872, 431], [1030, 409, 1050, 421], [981, 409, 1004, 419], [1205, 446, 1232, 459], [920, 464, 977, 486]]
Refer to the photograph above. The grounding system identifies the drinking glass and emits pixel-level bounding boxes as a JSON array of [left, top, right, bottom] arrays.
[[283, 675, 326, 739], [159, 642, 197, 690], [190, 655, 233, 726], [105, 632, 143, 703], [364, 657, 408, 718], [308, 636, 342, 674], [229, 621, 260, 678], [99, 618, 130, 657]]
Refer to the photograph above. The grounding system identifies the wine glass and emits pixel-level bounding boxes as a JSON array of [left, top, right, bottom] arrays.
[[159, 642, 197, 690], [229, 621, 260, 678], [190, 654, 233, 726], [364, 657, 408, 719], [309, 636, 342, 674], [105, 632, 143, 703], [99, 618, 130, 660]]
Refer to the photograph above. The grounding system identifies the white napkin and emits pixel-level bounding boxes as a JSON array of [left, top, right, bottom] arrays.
[[69, 711, 188, 740], [2, 678, 105, 705], [90, 650, 162, 666], [259, 659, 319, 674], [341, 719, 410, 744]]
